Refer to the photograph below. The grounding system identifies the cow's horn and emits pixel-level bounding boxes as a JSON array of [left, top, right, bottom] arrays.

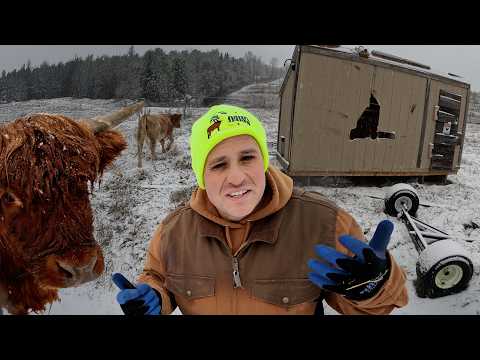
[[84, 101, 144, 133]]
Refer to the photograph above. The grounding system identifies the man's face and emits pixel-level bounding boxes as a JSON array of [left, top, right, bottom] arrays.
[[204, 135, 266, 222]]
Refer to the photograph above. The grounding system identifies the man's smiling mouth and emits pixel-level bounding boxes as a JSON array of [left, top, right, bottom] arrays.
[[227, 189, 250, 198]]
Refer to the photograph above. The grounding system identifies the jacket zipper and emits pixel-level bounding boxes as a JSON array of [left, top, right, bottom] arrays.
[[231, 221, 253, 289], [232, 256, 243, 288], [230, 221, 257, 313], [223, 225, 243, 289]]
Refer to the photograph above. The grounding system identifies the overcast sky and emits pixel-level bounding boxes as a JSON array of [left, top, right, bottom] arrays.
[[1, 45, 479, 90]]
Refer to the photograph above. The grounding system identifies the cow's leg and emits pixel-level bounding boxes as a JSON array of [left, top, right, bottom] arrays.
[[166, 134, 174, 151], [137, 123, 145, 168], [149, 137, 157, 160], [160, 138, 166, 153]]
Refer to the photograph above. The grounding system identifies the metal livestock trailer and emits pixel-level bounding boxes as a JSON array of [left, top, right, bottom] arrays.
[[276, 45, 471, 183]]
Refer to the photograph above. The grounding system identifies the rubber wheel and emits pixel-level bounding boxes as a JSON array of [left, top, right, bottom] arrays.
[[384, 183, 420, 217], [415, 253, 474, 299]]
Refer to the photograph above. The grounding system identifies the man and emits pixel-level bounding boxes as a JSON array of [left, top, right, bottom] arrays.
[[113, 104, 408, 315]]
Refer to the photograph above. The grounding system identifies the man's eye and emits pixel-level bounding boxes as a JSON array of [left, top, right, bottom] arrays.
[[211, 163, 225, 170], [241, 155, 255, 161]]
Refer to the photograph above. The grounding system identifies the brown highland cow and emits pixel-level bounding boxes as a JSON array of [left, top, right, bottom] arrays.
[[0, 101, 143, 315]]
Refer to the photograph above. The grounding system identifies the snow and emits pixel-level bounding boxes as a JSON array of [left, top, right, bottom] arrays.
[[2, 87, 480, 315], [384, 183, 418, 203], [417, 240, 472, 274]]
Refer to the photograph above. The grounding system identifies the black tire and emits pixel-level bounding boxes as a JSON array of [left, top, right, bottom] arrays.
[[414, 256, 473, 298], [384, 184, 420, 217]]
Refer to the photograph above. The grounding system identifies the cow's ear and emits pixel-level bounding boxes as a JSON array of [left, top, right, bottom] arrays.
[[0, 188, 23, 223], [94, 130, 128, 175]]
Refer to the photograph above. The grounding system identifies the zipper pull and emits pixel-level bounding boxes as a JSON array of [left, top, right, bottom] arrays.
[[232, 257, 243, 288]]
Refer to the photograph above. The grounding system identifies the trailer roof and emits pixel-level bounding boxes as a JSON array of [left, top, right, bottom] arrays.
[[303, 45, 470, 87]]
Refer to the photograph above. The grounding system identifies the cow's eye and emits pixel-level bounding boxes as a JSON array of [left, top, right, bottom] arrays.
[[2, 191, 16, 204]]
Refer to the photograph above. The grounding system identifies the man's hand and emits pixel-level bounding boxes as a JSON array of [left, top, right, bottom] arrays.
[[112, 273, 162, 315], [307, 220, 393, 301]]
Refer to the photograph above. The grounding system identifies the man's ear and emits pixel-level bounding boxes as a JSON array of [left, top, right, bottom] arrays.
[[94, 130, 128, 175]]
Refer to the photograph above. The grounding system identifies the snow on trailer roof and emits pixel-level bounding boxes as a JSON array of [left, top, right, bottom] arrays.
[[305, 45, 470, 87]]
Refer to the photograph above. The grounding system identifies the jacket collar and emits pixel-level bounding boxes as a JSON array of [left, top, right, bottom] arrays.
[[196, 206, 286, 246]]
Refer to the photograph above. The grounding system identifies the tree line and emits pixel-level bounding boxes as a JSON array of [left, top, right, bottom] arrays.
[[0, 46, 285, 106]]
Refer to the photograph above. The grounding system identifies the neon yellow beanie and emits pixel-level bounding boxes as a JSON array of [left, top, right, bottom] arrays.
[[190, 104, 269, 189]]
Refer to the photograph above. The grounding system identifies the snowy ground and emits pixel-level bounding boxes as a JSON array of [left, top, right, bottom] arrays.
[[1, 89, 480, 315]]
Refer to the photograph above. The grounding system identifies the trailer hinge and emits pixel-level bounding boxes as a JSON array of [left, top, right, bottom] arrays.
[[433, 105, 440, 121], [428, 143, 434, 158]]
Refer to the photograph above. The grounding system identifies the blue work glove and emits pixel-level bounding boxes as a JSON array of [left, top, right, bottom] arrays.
[[112, 273, 162, 315], [308, 220, 393, 301]]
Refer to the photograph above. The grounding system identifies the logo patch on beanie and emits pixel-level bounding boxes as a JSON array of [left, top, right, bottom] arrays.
[[206, 113, 253, 140], [207, 115, 222, 139]]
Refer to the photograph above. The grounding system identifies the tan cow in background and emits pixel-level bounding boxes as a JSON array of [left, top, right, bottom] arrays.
[[136, 110, 181, 168]]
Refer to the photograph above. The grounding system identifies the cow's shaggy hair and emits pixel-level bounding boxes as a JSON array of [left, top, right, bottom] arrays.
[[0, 113, 127, 314]]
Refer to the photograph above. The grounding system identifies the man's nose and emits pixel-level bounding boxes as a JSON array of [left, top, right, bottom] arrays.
[[226, 164, 245, 186]]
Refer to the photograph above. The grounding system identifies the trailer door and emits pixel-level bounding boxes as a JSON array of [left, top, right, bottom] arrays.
[[428, 84, 469, 171]]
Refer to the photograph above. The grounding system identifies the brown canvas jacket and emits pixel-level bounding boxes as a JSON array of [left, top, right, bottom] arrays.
[[137, 166, 408, 314]]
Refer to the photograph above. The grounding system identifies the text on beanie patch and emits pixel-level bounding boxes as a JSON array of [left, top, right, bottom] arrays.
[[228, 115, 251, 126]]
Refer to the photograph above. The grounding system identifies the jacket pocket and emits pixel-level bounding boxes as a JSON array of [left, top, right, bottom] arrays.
[[165, 273, 215, 300], [251, 278, 321, 307]]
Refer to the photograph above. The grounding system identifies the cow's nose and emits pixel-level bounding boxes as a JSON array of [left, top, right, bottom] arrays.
[[56, 256, 100, 286]]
